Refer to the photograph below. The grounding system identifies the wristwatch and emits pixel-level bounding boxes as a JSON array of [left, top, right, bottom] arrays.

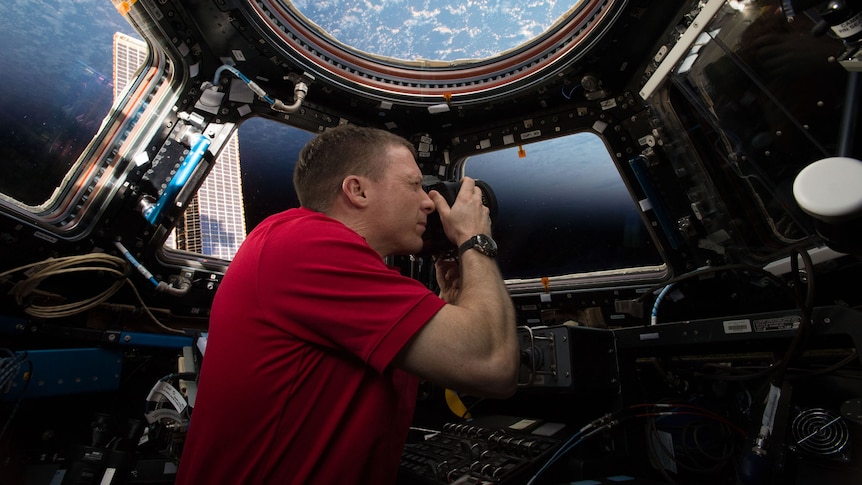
[[458, 234, 498, 258]]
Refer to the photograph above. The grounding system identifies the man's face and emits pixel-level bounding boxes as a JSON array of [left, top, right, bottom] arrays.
[[365, 145, 435, 257]]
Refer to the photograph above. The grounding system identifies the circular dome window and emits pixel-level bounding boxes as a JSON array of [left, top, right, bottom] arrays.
[[248, 0, 618, 105]]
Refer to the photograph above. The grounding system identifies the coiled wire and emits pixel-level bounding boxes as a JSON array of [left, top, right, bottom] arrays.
[[1, 253, 129, 319]]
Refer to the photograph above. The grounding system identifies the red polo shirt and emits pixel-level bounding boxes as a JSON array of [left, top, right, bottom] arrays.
[[175, 208, 445, 484]]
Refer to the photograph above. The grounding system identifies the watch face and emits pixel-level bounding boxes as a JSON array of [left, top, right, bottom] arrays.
[[459, 234, 498, 258], [475, 234, 498, 256]]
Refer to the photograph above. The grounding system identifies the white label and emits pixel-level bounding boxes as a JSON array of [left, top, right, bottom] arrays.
[[146, 380, 188, 413], [509, 418, 538, 430], [640, 332, 660, 341], [99, 468, 117, 485], [762, 384, 782, 432], [753, 316, 800, 332], [520, 130, 542, 140], [832, 12, 862, 39], [723, 319, 752, 334]]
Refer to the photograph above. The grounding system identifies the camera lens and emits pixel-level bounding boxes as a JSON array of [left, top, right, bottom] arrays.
[[420, 179, 497, 257]]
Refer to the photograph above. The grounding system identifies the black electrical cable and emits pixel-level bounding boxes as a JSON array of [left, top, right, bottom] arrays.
[[635, 263, 790, 304], [767, 246, 816, 387]]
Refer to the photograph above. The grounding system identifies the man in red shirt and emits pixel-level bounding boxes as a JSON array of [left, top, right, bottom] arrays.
[[175, 124, 519, 484]]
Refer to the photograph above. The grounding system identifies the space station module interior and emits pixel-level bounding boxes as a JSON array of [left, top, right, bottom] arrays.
[[3, 0, 862, 484]]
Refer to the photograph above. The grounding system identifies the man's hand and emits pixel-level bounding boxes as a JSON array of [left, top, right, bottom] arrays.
[[435, 257, 461, 303], [428, 177, 492, 247]]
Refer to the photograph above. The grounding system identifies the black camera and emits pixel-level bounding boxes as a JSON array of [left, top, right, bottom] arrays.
[[420, 179, 498, 257]]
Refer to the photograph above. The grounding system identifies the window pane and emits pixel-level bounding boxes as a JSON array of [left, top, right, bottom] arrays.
[[237, 119, 315, 232], [0, 1, 145, 206], [165, 118, 314, 259], [464, 133, 663, 279], [289, 0, 586, 62]]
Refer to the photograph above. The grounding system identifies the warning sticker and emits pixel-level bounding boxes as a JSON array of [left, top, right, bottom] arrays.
[[753, 316, 800, 332]]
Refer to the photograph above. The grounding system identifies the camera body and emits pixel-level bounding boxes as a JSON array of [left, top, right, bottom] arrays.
[[420, 179, 498, 257]]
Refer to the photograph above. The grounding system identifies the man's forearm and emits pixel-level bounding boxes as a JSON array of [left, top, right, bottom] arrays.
[[456, 251, 518, 359]]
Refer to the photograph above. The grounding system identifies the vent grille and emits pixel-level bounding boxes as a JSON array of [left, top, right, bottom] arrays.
[[792, 408, 850, 459]]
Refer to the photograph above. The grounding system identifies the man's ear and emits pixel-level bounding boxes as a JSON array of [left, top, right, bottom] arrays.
[[342, 175, 368, 208]]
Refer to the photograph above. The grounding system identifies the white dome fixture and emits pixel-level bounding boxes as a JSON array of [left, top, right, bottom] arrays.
[[793, 156, 862, 255], [793, 157, 862, 222]]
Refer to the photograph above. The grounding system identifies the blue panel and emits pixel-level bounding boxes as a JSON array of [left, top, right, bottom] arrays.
[[0, 314, 28, 335], [118, 331, 193, 349], [3, 348, 123, 400]]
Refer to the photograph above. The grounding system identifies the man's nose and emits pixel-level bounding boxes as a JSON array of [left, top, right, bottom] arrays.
[[421, 192, 436, 213]]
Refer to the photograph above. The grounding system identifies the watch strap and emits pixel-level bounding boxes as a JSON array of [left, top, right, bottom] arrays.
[[458, 234, 495, 258]]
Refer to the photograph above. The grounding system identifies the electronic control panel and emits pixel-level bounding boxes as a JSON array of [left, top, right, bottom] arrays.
[[399, 417, 565, 485]]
